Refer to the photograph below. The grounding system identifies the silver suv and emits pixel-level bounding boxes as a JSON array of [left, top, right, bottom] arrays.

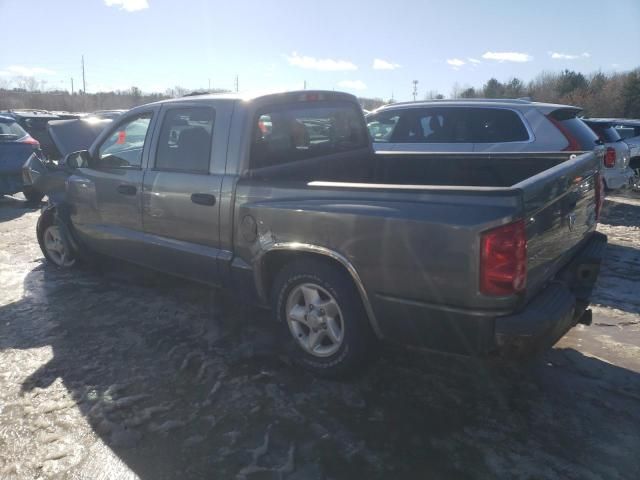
[[366, 99, 600, 153]]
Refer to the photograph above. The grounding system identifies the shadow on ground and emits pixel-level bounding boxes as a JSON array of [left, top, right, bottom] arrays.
[[1, 260, 639, 479], [0, 195, 42, 222], [600, 195, 640, 228]]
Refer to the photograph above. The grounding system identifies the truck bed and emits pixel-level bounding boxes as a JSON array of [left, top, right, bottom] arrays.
[[237, 150, 600, 333], [248, 150, 576, 188]]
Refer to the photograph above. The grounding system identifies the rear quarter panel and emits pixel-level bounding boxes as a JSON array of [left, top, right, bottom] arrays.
[[233, 181, 522, 312]]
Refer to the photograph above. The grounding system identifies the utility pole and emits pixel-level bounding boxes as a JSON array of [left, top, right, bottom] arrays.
[[71, 77, 74, 95], [303, 80, 307, 90], [412, 80, 418, 101], [81, 55, 86, 94], [208, 78, 211, 91], [234, 75, 239, 92]]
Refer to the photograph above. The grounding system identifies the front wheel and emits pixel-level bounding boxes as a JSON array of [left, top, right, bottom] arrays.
[[271, 258, 377, 378], [37, 214, 76, 268]]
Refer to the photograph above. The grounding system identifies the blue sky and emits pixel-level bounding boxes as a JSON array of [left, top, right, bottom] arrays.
[[1, 0, 638, 100]]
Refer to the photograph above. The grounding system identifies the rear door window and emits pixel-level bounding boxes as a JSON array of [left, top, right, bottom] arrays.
[[250, 102, 368, 169], [468, 108, 530, 143], [155, 106, 215, 173], [389, 108, 472, 143]]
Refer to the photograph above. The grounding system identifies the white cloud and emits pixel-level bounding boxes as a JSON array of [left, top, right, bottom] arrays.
[[446, 58, 466, 67], [373, 58, 401, 70], [337, 80, 367, 91], [481, 51, 532, 62], [104, 0, 149, 12], [0, 65, 56, 76], [467, 58, 481, 64], [549, 51, 591, 60], [285, 52, 357, 71]]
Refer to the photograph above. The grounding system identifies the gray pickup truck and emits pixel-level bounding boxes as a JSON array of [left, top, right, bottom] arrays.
[[25, 90, 607, 377]]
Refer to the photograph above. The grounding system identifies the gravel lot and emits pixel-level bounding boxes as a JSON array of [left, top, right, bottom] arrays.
[[1, 193, 639, 479]]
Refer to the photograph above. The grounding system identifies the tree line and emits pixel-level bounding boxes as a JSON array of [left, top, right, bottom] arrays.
[[1, 68, 639, 117], [448, 68, 640, 118]]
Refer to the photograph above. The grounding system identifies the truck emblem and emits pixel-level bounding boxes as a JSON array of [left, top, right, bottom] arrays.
[[567, 212, 577, 231]]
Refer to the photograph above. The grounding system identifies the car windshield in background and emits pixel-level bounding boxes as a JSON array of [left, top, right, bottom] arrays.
[[614, 124, 640, 140], [0, 119, 27, 141], [587, 123, 622, 143], [250, 102, 368, 169]]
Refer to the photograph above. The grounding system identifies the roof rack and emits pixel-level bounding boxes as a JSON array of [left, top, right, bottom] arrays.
[[382, 97, 533, 108]]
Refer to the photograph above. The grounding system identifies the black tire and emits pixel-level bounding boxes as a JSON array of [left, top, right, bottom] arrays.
[[22, 186, 44, 204], [36, 212, 77, 268], [271, 258, 378, 378]]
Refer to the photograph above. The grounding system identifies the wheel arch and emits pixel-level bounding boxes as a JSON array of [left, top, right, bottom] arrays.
[[257, 243, 383, 339]]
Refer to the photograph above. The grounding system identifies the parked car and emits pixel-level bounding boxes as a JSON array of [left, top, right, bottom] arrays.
[[582, 119, 635, 191], [1, 110, 62, 159], [27, 90, 606, 377], [365, 99, 603, 153], [597, 118, 640, 187], [0, 115, 44, 202]]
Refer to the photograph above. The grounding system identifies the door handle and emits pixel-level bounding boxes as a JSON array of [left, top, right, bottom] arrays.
[[190, 193, 216, 206], [117, 184, 137, 196]]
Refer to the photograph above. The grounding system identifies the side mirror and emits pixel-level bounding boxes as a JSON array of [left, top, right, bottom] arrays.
[[63, 150, 91, 169]]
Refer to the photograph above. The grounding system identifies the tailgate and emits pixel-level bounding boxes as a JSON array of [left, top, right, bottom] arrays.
[[514, 152, 600, 299]]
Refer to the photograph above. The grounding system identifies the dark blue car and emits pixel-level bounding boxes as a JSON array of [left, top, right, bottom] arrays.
[[0, 115, 43, 202]]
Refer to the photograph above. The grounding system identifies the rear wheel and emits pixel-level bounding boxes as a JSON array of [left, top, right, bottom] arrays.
[[37, 215, 76, 268], [271, 258, 377, 378]]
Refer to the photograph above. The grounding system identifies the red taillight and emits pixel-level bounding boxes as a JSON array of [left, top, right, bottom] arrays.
[[594, 173, 604, 221], [547, 115, 580, 151], [20, 135, 39, 147], [604, 147, 616, 168], [480, 220, 527, 296], [298, 92, 323, 102]]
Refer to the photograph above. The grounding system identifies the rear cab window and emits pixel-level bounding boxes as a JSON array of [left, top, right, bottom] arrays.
[[250, 101, 368, 169]]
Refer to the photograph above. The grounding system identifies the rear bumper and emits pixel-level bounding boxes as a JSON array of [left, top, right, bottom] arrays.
[[494, 231, 607, 355], [603, 167, 635, 190], [373, 231, 607, 356]]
